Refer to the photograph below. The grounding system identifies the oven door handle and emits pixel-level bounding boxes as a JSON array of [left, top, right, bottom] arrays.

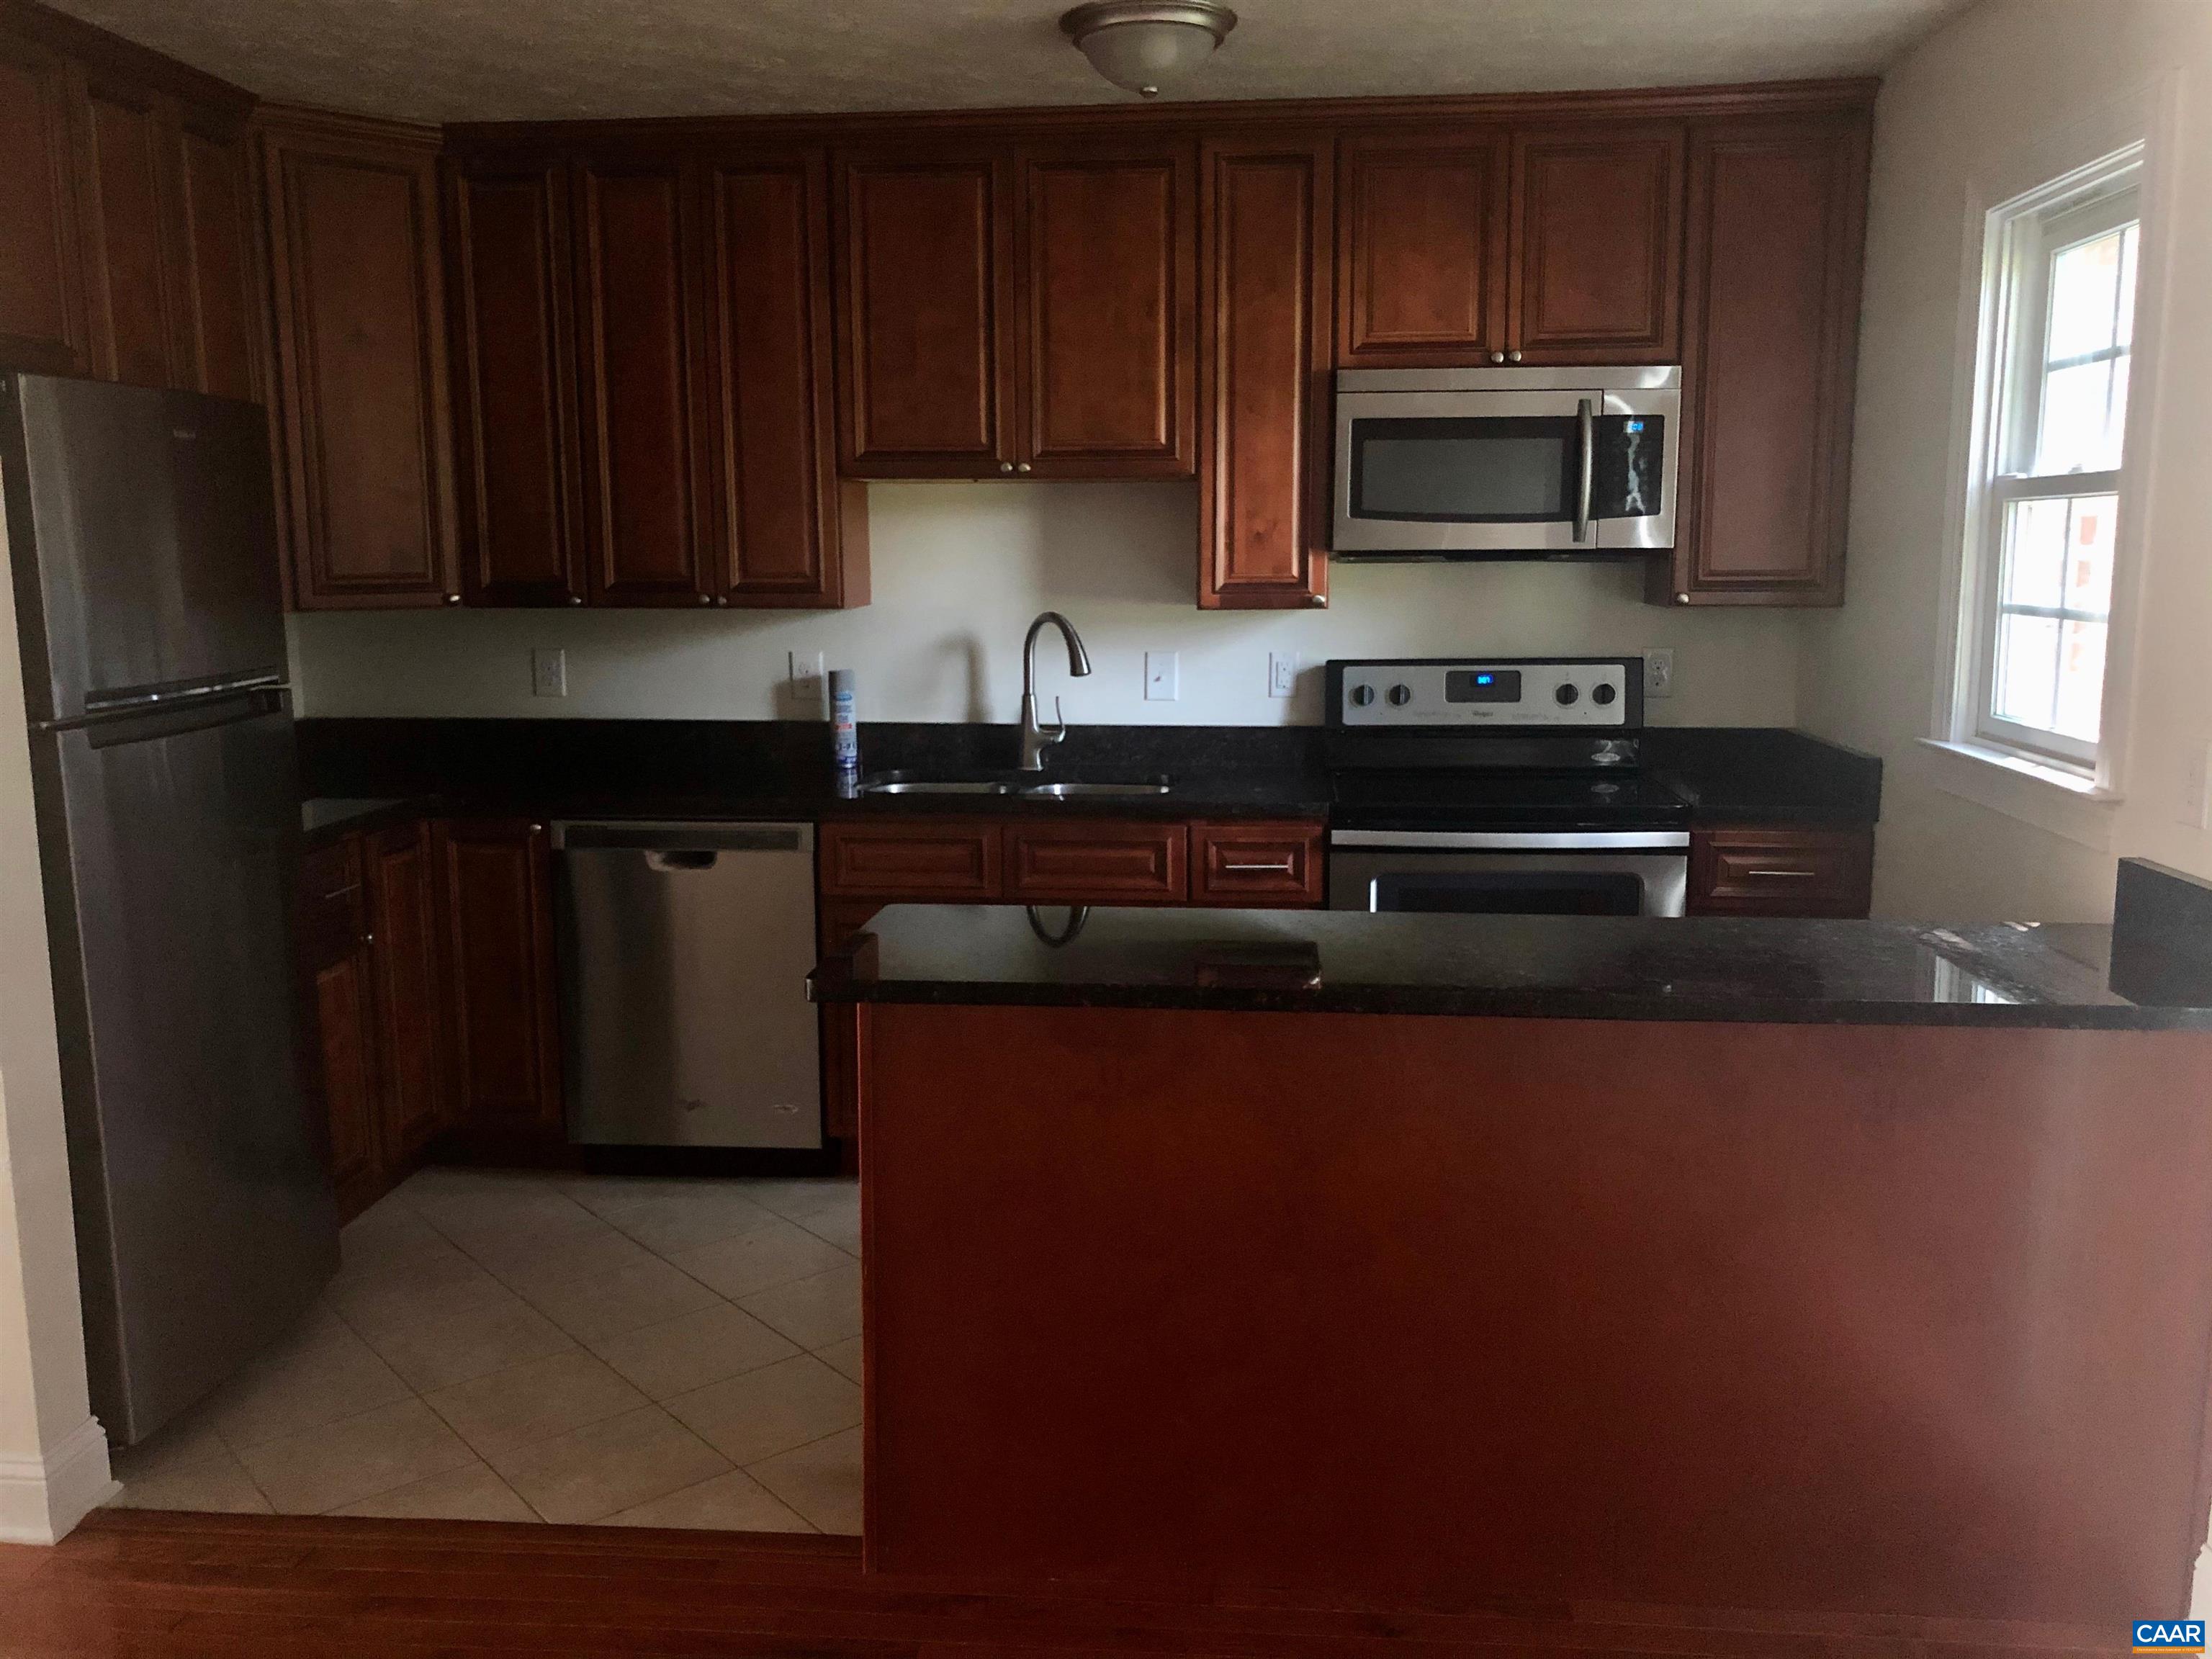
[[1573, 396, 1596, 544], [1330, 829, 1690, 851]]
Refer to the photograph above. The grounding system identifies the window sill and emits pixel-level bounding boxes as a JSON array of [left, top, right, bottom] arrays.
[[1915, 739, 2120, 850]]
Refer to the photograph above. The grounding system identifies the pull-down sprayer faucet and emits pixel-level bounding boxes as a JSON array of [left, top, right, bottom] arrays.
[[1019, 611, 1092, 770]]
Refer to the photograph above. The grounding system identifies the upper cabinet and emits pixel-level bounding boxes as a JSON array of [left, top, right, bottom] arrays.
[[261, 109, 459, 609], [1337, 122, 1683, 367], [1652, 113, 1867, 608], [835, 136, 1196, 479], [0, 32, 91, 376]]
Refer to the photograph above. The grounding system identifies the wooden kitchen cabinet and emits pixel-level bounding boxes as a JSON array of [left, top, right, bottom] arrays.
[[363, 819, 451, 1164], [169, 109, 259, 402], [299, 837, 382, 1218], [261, 108, 460, 609], [435, 818, 564, 1147], [75, 74, 182, 389], [444, 156, 585, 606], [1687, 823, 1874, 917], [572, 148, 717, 607], [703, 145, 869, 606], [1653, 113, 1866, 608], [1191, 821, 1326, 907], [0, 32, 91, 376], [1003, 820, 1188, 905], [1199, 132, 1332, 610], [819, 819, 1002, 899], [1338, 122, 1681, 368]]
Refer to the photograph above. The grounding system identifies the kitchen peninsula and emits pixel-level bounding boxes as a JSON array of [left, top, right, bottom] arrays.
[[816, 892, 2212, 1628]]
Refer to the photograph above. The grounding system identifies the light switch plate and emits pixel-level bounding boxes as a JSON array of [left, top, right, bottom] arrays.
[[530, 648, 567, 698], [1645, 649, 1675, 698], [1269, 651, 1298, 698], [788, 649, 825, 711], [1145, 651, 1179, 701]]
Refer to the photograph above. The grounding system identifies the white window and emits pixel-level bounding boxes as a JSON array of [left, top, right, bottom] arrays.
[[1960, 152, 2143, 774]]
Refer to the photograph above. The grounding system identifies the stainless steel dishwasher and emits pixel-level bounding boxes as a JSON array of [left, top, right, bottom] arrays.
[[553, 822, 822, 1148]]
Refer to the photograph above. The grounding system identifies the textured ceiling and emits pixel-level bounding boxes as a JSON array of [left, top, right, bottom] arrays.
[[45, 0, 1968, 122]]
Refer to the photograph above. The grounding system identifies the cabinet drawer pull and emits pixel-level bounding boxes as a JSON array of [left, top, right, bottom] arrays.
[[1221, 859, 1296, 873], [1743, 868, 1820, 878], [318, 885, 359, 902]]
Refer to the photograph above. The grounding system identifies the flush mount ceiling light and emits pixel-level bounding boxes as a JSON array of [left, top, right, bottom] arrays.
[[1058, 1, 1238, 98]]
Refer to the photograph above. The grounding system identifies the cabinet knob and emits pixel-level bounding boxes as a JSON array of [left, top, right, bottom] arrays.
[[1490, 351, 1506, 364], [1675, 593, 1691, 606], [530, 823, 545, 835], [1016, 462, 1032, 474], [697, 593, 711, 606], [568, 595, 583, 606], [1508, 350, 1523, 364], [444, 593, 460, 605], [716, 596, 729, 606], [999, 462, 1015, 474], [361, 932, 374, 945]]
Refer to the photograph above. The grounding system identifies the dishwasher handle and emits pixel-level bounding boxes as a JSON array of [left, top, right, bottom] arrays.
[[552, 821, 811, 855]]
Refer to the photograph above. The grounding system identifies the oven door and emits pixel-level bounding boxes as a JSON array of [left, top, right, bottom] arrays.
[[1328, 832, 1690, 917], [1332, 387, 1678, 556]]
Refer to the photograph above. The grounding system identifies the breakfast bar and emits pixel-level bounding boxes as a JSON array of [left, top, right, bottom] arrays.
[[816, 905, 2212, 1627]]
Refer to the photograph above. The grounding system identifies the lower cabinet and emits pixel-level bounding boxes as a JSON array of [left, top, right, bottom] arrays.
[[300, 837, 382, 1218], [364, 820, 451, 1165], [434, 817, 565, 1150], [1687, 823, 1874, 918]]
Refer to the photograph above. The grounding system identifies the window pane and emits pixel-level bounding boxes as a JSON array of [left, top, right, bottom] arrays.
[[2116, 223, 2139, 349], [1993, 613, 2061, 730], [2046, 226, 2126, 361], [2037, 358, 2124, 472], [2052, 617, 2108, 742], [2064, 493, 2118, 616], [2000, 496, 2069, 610]]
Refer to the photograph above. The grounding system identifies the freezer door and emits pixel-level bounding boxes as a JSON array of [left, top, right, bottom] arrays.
[[37, 691, 336, 1445], [557, 824, 824, 1150], [2, 374, 284, 723]]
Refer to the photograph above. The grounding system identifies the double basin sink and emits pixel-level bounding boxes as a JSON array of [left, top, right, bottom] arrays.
[[858, 771, 1171, 799]]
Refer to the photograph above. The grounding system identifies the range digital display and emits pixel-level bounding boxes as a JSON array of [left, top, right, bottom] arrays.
[[1444, 669, 1522, 703]]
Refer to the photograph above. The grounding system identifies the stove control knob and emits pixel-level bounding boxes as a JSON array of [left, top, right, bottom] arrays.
[[1591, 683, 1618, 706], [1555, 683, 1581, 706], [1386, 683, 1413, 707], [1349, 683, 1376, 707]]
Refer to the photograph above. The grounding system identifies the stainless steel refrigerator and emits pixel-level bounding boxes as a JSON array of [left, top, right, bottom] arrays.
[[1, 372, 336, 1449]]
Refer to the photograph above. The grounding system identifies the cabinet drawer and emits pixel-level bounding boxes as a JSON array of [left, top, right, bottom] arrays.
[[1191, 822, 1325, 907], [1690, 826, 1873, 917], [299, 837, 367, 963], [819, 821, 1002, 898], [1003, 821, 1188, 904]]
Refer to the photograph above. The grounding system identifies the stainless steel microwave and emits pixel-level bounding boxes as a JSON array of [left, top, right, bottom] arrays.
[[1331, 367, 1681, 557]]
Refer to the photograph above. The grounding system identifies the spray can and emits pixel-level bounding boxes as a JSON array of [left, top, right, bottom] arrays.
[[829, 668, 858, 780]]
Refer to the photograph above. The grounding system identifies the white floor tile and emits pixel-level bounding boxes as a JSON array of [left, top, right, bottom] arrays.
[[747, 1426, 862, 1536]]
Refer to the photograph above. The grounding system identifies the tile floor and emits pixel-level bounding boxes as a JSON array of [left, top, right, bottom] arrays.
[[104, 1166, 863, 1532]]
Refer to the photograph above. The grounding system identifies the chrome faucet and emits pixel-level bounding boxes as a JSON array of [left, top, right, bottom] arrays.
[[1018, 611, 1092, 770]]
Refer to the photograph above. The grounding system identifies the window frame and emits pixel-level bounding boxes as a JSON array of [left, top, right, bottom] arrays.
[[1961, 159, 2142, 775]]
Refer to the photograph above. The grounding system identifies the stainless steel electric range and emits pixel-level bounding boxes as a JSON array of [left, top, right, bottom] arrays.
[[1323, 656, 1691, 917]]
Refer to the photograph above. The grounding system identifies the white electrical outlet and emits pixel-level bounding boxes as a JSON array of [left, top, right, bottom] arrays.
[[530, 648, 567, 698], [1269, 651, 1298, 698], [788, 649, 825, 711], [1145, 651, 1179, 701], [1645, 649, 1675, 699]]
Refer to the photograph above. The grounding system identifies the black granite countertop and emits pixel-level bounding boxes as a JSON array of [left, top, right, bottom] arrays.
[[809, 905, 2212, 1030], [295, 718, 1879, 829]]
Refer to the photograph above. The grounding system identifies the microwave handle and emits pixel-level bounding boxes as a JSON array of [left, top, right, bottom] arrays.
[[1573, 397, 1596, 543]]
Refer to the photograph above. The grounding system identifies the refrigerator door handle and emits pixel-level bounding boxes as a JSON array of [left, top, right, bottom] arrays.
[[42, 672, 288, 733]]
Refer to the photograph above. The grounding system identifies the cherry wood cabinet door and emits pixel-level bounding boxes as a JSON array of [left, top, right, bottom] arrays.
[[1198, 134, 1331, 610], [364, 820, 450, 1163], [1190, 821, 1325, 907], [818, 819, 1002, 899], [1688, 823, 1874, 917], [172, 114, 258, 401], [1017, 139, 1195, 477], [572, 152, 716, 607], [444, 158, 585, 606], [1336, 128, 1508, 367], [0, 35, 90, 375], [435, 819, 562, 1142], [299, 837, 381, 1218], [1509, 124, 1683, 364], [834, 150, 1016, 476], [1002, 821, 1189, 905], [1655, 114, 1867, 608], [76, 76, 184, 389], [261, 112, 459, 609], [704, 146, 868, 607]]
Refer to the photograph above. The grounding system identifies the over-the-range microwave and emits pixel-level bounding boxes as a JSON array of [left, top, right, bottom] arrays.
[[1331, 367, 1681, 559]]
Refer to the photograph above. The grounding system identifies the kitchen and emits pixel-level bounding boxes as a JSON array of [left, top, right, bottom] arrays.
[[1, 0, 2211, 1651]]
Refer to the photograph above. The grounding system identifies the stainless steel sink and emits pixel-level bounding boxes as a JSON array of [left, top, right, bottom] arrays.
[[1019, 780, 1172, 798], [856, 776, 1015, 795]]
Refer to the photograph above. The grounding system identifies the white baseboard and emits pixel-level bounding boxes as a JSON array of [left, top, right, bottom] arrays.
[[0, 1415, 117, 1544]]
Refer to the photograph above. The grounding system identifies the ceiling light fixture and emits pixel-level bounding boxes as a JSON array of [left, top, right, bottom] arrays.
[[1058, 1, 1238, 99]]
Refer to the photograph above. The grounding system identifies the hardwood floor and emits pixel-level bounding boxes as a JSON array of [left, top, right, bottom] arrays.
[[6, 1508, 2127, 1658]]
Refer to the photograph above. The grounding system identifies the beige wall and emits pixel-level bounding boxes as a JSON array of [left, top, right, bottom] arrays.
[[1799, 0, 2212, 920], [0, 509, 114, 1541], [291, 480, 1807, 729]]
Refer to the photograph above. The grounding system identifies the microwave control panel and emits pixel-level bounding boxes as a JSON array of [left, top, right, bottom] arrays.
[[1331, 657, 1638, 728]]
